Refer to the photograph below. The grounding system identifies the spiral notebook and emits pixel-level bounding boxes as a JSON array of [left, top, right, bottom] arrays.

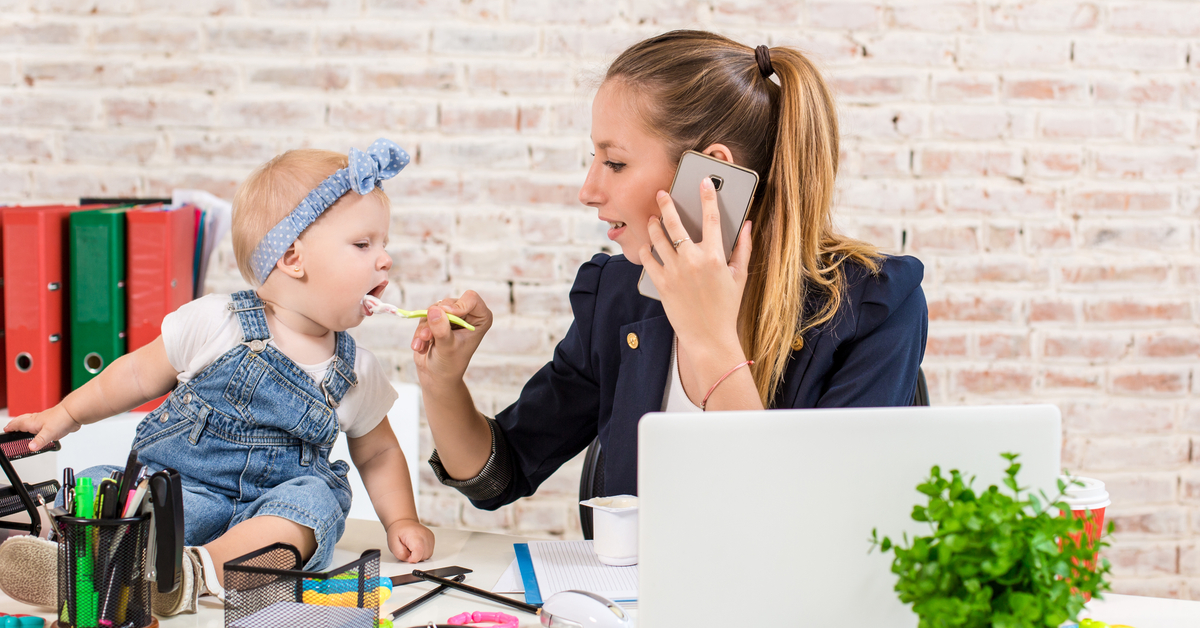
[[512, 540, 638, 607]]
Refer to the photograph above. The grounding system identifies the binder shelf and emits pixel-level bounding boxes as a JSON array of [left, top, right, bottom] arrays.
[[0, 431, 61, 538]]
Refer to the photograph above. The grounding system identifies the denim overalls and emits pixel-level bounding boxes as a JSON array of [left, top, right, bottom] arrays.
[[83, 290, 358, 570]]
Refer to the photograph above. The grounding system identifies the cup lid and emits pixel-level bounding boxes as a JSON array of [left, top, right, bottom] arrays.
[[1058, 475, 1111, 509], [579, 495, 638, 512]]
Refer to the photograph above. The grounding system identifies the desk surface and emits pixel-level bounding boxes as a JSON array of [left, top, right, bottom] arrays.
[[0, 520, 1198, 627]]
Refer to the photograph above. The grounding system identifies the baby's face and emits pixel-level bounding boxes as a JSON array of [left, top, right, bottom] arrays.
[[295, 192, 392, 332]]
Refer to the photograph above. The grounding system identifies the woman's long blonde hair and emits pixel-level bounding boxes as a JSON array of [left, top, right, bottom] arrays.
[[606, 30, 882, 406]]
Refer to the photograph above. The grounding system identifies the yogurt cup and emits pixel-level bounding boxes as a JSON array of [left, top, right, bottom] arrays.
[[580, 495, 638, 566]]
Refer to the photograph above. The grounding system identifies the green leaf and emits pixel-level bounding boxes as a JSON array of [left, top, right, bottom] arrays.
[[875, 452, 1112, 628]]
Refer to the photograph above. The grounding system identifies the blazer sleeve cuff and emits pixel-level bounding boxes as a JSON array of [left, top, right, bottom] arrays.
[[428, 418, 514, 502]]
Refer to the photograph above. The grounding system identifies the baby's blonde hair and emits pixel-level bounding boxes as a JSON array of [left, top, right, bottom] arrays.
[[232, 149, 390, 286]]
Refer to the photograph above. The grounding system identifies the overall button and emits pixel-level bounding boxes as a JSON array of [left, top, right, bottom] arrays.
[[626, 333, 639, 349], [182, 393, 193, 404], [248, 339, 267, 353], [159, 412, 170, 423]]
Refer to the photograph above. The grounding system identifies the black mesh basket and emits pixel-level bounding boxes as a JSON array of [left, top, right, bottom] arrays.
[[0, 480, 59, 519], [0, 431, 62, 538], [224, 543, 381, 628], [54, 514, 155, 628]]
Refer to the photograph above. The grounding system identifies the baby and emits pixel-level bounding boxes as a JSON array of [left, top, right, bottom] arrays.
[[0, 139, 433, 615]]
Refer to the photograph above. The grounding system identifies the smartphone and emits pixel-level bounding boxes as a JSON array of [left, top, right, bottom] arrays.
[[638, 150, 760, 301]]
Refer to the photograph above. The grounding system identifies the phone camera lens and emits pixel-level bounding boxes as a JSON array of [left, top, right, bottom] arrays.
[[709, 176, 724, 191]]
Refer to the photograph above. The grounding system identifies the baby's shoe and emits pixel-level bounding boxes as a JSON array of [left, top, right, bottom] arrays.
[[150, 545, 224, 616], [0, 535, 58, 608]]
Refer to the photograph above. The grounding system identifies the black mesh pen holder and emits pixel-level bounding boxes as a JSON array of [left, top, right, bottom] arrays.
[[53, 514, 156, 628], [224, 543, 381, 628]]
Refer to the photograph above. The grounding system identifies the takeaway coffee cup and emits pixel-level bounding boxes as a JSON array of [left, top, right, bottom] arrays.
[[580, 495, 638, 566], [1059, 475, 1111, 601], [1060, 475, 1110, 538]]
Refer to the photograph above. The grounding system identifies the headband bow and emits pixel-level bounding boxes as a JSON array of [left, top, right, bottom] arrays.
[[249, 138, 410, 284], [348, 140, 409, 194]]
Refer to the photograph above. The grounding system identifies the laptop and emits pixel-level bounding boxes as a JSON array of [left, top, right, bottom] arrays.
[[636, 405, 1062, 626]]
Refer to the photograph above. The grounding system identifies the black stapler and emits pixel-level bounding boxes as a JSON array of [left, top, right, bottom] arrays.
[[142, 468, 184, 594]]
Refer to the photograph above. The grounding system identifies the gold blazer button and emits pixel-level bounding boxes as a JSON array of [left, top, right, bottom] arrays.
[[626, 332, 639, 349]]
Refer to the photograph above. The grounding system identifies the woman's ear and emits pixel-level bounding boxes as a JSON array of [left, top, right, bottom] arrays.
[[277, 241, 304, 278], [700, 143, 737, 165]]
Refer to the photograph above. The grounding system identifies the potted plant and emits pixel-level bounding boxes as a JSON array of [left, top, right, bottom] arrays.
[[871, 453, 1113, 628]]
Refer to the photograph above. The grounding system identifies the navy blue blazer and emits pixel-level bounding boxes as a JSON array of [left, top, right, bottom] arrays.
[[472, 253, 927, 510]]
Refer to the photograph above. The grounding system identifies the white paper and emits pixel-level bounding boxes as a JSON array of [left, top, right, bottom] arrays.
[[492, 558, 524, 594], [525, 540, 638, 602], [172, 188, 232, 297]]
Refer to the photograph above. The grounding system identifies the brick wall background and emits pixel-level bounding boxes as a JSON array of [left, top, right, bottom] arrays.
[[3, 0, 1199, 599]]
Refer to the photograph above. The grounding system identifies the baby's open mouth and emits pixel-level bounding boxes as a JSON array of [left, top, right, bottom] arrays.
[[363, 282, 388, 315]]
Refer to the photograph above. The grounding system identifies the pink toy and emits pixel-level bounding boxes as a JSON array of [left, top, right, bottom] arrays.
[[447, 610, 520, 627]]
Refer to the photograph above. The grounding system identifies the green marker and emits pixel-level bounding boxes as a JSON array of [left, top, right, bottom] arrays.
[[75, 477, 96, 628]]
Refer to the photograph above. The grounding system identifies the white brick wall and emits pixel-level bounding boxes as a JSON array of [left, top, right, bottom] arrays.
[[3, 0, 1200, 599]]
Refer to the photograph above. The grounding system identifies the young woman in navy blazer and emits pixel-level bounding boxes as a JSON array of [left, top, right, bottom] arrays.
[[410, 31, 928, 510]]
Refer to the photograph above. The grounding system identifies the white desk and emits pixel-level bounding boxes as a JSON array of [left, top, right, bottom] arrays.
[[0, 520, 1197, 627], [1080, 593, 1200, 628]]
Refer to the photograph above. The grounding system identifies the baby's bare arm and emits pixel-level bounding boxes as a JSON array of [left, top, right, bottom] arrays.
[[348, 419, 434, 562], [4, 336, 179, 450], [348, 419, 419, 523]]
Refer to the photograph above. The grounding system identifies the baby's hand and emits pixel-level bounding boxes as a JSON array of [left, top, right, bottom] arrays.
[[386, 518, 435, 563], [3, 405, 82, 451]]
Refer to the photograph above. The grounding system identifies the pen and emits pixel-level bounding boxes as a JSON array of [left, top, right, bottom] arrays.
[[74, 478, 93, 518], [63, 467, 75, 513], [37, 495, 57, 542], [98, 480, 119, 519], [115, 450, 141, 517], [390, 573, 465, 620], [411, 570, 539, 615], [121, 479, 150, 519], [76, 477, 97, 628]]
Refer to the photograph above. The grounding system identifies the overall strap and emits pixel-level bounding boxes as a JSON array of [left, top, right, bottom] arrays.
[[318, 331, 359, 408], [228, 290, 272, 345]]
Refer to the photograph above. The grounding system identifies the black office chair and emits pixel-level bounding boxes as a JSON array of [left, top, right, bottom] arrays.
[[578, 436, 605, 540], [577, 367, 930, 539], [913, 366, 930, 407]]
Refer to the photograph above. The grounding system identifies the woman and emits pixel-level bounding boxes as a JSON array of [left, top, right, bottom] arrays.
[[410, 31, 927, 510]]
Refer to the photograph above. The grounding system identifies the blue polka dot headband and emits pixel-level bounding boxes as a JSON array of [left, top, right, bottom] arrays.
[[249, 138, 410, 284]]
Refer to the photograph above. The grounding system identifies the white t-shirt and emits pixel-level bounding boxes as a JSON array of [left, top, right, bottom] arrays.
[[161, 294, 398, 439], [661, 334, 701, 413]]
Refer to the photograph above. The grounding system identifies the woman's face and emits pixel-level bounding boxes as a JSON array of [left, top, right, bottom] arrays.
[[579, 81, 676, 266]]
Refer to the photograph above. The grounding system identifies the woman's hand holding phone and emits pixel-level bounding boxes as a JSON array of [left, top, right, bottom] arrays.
[[411, 291, 493, 387], [639, 177, 752, 360]]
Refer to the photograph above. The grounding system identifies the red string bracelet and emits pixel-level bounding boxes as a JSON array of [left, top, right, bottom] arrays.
[[700, 360, 753, 410]]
